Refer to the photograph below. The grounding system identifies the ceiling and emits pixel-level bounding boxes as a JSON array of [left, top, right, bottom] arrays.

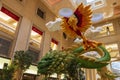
[[41, 0, 120, 23]]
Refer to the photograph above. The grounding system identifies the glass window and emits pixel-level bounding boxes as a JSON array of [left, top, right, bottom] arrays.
[[0, 37, 12, 57], [28, 48, 40, 63], [105, 43, 119, 58], [98, 23, 115, 37], [50, 39, 58, 50], [0, 7, 19, 37], [29, 26, 43, 50]]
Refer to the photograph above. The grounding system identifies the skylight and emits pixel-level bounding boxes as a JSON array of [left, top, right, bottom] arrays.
[[87, 0, 95, 3]]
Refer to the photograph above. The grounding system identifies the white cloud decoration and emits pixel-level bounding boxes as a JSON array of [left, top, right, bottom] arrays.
[[85, 26, 103, 38], [74, 26, 102, 43], [45, 18, 62, 31], [74, 38, 83, 43]]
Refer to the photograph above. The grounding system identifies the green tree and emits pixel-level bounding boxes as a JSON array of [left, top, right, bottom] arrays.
[[13, 50, 33, 80]]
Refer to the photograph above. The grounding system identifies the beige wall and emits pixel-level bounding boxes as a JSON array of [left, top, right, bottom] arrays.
[[1, 0, 64, 57]]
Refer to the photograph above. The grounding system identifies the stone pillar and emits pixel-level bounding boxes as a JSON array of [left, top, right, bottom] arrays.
[[88, 69, 92, 80], [41, 31, 51, 57], [85, 69, 89, 80], [89, 69, 96, 80], [85, 69, 93, 80], [36, 31, 51, 80], [92, 69, 97, 80], [89, 69, 93, 80], [14, 17, 32, 52]]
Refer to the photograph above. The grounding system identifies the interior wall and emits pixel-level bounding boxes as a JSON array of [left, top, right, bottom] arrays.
[[1, 0, 64, 57]]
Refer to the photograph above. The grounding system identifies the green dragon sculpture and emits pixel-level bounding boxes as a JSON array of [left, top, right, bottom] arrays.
[[37, 44, 117, 80], [37, 3, 118, 80]]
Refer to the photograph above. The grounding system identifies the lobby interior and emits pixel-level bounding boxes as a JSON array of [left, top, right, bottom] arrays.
[[0, 0, 120, 80]]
